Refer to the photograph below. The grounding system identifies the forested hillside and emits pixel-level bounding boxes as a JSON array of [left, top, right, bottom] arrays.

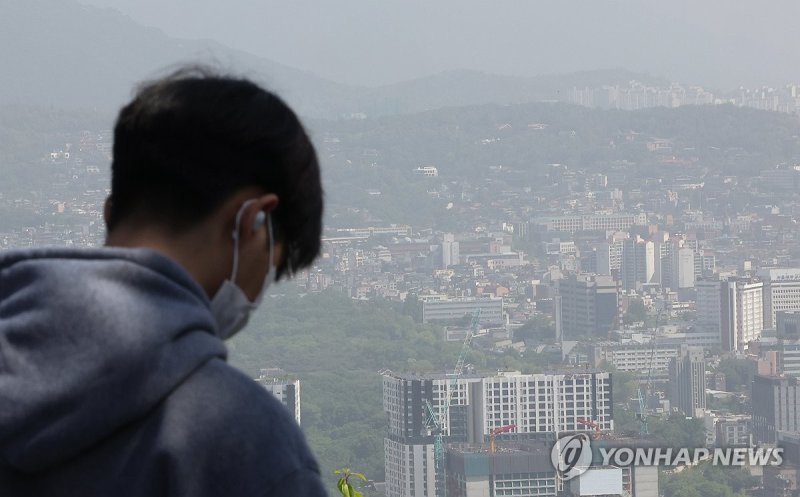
[[315, 103, 800, 228], [228, 290, 545, 490]]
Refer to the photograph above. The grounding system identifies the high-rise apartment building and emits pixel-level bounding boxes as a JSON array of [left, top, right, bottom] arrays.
[[556, 273, 620, 339], [668, 345, 706, 418], [696, 279, 722, 346], [255, 368, 301, 425], [621, 238, 655, 292], [738, 280, 764, 346], [441, 233, 460, 268], [382, 371, 613, 497], [721, 279, 764, 352], [674, 247, 696, 289]]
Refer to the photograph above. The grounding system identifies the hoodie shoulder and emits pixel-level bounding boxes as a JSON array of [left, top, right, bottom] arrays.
[[0, 247, 207, 301], [152, 358, 323, 496], [0, 247, 225, 475]]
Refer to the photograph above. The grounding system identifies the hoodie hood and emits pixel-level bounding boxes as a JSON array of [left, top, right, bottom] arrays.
[[0, 247, 226, 473]]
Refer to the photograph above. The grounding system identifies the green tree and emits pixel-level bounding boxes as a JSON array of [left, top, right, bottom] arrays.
[[624, 299, 647, 324], [514, 314, 556, 342], [715, 358, 752, 392], [661, 463, 759, 497], [401, 292, 422, 323], [649, 415, 705, 450], [610, 369, 639, 404]]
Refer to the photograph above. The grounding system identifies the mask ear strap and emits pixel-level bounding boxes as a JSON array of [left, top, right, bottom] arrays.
[[267, 213, 275, 271], [231, 199, 258, 282]]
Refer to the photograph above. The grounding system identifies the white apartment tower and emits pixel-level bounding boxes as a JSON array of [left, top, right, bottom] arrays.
[[255, 369, 301, 425], [441, 233, 460, 268], [737, 281, 764, 345], [381, 371, 613, 497], [720, 279, 764, 352], [477, 371, 613, 434], [675, 247, 696, 289]]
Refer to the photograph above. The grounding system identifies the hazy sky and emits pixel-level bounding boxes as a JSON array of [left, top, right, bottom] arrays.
[[79, 0, 799, 89]]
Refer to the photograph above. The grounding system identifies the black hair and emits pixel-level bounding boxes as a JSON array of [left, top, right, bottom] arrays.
[[109, 66, 323, 276]]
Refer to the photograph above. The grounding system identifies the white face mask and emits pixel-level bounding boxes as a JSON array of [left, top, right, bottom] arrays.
[[210, 199, 277, 339]]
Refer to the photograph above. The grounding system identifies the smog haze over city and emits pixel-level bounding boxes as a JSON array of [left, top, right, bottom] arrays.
[[3, 1, 800, 496]]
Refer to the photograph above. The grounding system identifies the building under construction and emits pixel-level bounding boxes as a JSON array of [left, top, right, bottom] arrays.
[[381, 370, 613, 497], [444, 437, 658, 497], [445, 440, 556, 497]]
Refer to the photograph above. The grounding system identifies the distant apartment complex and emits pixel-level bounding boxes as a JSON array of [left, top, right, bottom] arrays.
[[569, 81, 715, 111], [569, 81, 800, 114]]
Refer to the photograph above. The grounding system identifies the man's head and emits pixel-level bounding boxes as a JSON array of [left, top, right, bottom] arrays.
[[106, 67, 323, 293]]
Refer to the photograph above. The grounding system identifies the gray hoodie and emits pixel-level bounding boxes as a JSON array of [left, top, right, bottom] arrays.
[[0, 247, 326, 496]]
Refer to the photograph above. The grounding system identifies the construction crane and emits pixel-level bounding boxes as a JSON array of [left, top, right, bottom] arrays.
[[576, 417, 601, 440], [636, 307, 664, 435], [425, 309, 481, 497], [423, 399, 443, 464], [489, 424, 517, 453]]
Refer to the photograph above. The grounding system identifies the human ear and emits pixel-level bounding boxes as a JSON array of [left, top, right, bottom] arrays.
[[237, 194, 278, 243], [103, 196, 113, 228]]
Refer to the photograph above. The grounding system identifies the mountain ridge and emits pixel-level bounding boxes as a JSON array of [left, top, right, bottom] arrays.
[[0, 0, 356, 117], [0, 0, 700, 119]]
